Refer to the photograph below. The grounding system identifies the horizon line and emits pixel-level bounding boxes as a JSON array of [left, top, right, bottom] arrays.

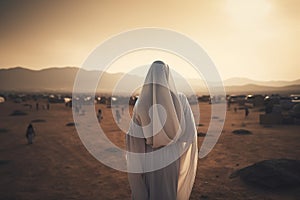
[[0, 65, 299, 82]]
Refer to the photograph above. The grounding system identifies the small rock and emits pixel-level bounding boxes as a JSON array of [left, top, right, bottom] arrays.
[[66, 122, 76, 126], [197, 132, 206, 137], [230, 159, 300, 189], [232, 129, 252, 135]]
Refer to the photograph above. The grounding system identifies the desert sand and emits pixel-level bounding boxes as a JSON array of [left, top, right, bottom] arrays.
[[0, 100, 299, 200]]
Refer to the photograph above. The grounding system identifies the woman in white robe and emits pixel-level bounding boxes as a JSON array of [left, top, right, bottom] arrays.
[[126, 61, 198, 200]]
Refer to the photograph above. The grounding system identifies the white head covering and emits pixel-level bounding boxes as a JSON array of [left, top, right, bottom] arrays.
[[135, 60, 182, 148], [127, 61, 198, 200]]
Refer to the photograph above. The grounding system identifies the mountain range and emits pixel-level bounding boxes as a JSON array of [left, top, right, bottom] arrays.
[[223, 77, 300, 87], [0, 67, 299, 95]]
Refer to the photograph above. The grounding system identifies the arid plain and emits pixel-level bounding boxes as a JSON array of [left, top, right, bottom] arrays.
[[0, 99, 299, 200]]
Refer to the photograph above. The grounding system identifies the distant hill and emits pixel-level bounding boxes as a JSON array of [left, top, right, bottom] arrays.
[[0, 67, 143, 93], [0, 67, 205, 94], [223, 77, 300, 87], [0, 67, 299, 95], [0, 67, 79, 92], [225, 84, 300, 95]]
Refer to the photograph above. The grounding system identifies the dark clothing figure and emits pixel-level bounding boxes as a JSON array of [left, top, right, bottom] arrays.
[[227, 100, 231, 110], [26, 124, 35, 144], [97, 109, 102, 122], [115, 110, 121, 124], [245, 107, 249, 117], [36, 102, 39, 111], [75, 106, 79, 114], [234, 107, 237, 113], [265, 102, 273, 114], [47, 103, 50, 110]]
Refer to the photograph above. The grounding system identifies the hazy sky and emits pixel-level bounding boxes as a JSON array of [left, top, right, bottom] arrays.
[[0, 0, 299, 81]]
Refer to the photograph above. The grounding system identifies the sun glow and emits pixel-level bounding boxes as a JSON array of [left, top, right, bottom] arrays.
[[226, 0, 271, 24]]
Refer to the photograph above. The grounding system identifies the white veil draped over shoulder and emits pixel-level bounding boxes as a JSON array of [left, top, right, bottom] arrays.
[[126, 61, 198, 200]]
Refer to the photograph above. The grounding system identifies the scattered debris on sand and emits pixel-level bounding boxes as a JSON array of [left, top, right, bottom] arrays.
[[10, 110, 27, 116], [232, 129, 252, 135], [31, 119, 46, 123], [66, 122, 76, 126], [197, 132, 206, 137]]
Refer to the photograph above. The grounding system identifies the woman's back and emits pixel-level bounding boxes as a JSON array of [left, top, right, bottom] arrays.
[[127, 61, 198, 200]]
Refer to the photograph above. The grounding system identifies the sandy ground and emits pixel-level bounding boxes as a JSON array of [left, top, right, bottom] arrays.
[[0, 100, 300, 200]]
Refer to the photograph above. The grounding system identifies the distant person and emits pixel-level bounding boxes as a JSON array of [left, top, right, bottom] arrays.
[[26, 124, 35, 144], [126, 61, 198, 200], [47, 103, 50, 110], [227, 99, 231, 110], [36, 102, 39, 111], [245, 106, 249, 117], [265, 101, 273, 114], [97, 109, 103, 122], [80, 109, 85, 116], [234, 107, 237, 113], [115, 110, 121, 124], [75, 105, 79, 114], [121, 107, 124, 115]]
